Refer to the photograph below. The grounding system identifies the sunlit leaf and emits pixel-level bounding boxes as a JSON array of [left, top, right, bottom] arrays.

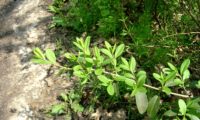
[[33, 47, 45, 59], [31, 59, 52, 64], [51, 104, 65, 115], [105, 41, 112, 50], [97, 75, 111, 84], [107, 83, 115, 96], [129, 56, 136, 73], [167, 62, 178, 71], [114, 44, 125, 58], [178, 99, 187, 115], [180, 59, 190, 75], [45, 49, 56, 64], [101, 49, 113, 58], [95, 69, 103, 75], [135, 92, 148, 114], [183, 69, 190, 80]]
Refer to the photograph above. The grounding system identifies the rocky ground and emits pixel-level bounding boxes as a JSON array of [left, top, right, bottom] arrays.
[[0, 0, 67, 119]]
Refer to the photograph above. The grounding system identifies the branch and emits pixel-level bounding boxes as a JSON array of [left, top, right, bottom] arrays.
[[103, 69, 191, 98], [162, 32, 200, 39], [54, 62, 191, 98]]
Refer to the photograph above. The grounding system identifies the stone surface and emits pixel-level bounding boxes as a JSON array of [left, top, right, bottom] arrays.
[[0, 0, 55, 119]]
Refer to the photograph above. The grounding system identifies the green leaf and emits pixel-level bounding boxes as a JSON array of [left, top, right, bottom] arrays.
[[94, 47, 101, 59], [179, 99, 187, 115], [124, 73, 134, 79], [51, 104, 65, 115], [174, 78, 184, 85], [107, 83, 115, 96], [74, 71, 85, 78], [186, 114, 199, 120], [136, 70, 146, 78], [73, 65, 82, 71], [120, 57, 129, 71], [60, 93, 68, 102], [114, 44, 125, 58], [45, 49, 56, 64], [95, 69, 103, 75], [165, 71, 176, 82], [31, 59, 52, 64], [101, 49, 113, 58], [85, 58, 93, 64], [129, 56, 136, 73], [135, 92, 148, 114], [162, 86, 172, 95], [137, 74, 146, 88], [48, 5, 59, 13], [73, 41, 83, 51], [131, 88, 138, 97], [183, 69, 190, 80], [153, 73, 163, 85], [97, 75, 111, 84], [33, 47, 45, 59], [167, 62, 178, 71], [84, 36, 91, 55], [115, 75, 126, 81], [105, 41, 112, 50], [71, 101, 84, 112], [164, 110, 177, 117], [196, 80, 200, 89], [180, 59, 190, 75], [147, 95, 160, 118], [125, 78, 135, 87], [85, 36, 91, 49]]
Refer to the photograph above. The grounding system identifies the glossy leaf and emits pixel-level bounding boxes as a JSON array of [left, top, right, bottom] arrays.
[[45, 49, 56, 64], [180, 59, 190, 75], [147, 95, 160, 118], [129, 56, 136, 73], [135, 92, 148, 114], [114, 44, 125, 58], [107, 83, 115, 96], [167, 62, 177, 71], [31, 59, 51, 64], [179, 99, 187, 115], [101, 49, 113, 58], [105, 41, 112, 50], [33, 47, 45, 59], [125, 78, 135, 87], [153, 73, 163, 85], [97, 75, 111, 84], [183, 69, 190, 80]]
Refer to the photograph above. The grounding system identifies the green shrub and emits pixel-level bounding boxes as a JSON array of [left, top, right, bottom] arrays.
[[32, 36, 200, 119]]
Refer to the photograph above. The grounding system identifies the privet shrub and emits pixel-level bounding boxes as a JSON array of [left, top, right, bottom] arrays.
[[32, 37, 200, 119]]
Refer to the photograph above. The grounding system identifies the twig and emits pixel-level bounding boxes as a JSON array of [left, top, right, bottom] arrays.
[[162, 32, 200, 39], [103, 69, 191, 98]]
